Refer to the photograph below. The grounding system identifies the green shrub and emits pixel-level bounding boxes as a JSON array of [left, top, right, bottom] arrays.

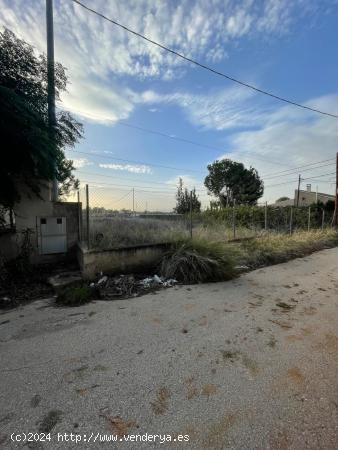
[[159, 237, 237, 284], [56, 284, 98, 306]]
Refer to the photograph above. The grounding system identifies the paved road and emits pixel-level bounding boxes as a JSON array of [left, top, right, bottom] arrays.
[[1, 248, 338, 449]]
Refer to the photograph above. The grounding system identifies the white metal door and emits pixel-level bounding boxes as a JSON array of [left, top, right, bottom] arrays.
[[38, 217, 67, 254]]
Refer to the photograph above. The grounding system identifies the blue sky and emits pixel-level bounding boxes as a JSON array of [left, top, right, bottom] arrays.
[[1, 0, 338, 211]]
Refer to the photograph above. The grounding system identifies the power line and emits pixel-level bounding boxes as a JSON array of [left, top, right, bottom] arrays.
[[110, 189, 133, 205], [77, 170, 198, 188], [261, 158, 335, 178], [69, 149, 335, 182], [263, 162, 334, 180], [264, 179, 299, 189], [302, 171, 335, 180], [68, 149, 205, 174], [80, 180, 211, 199], [264, 171, 336, 189], [71, 0, 338, 119], [80, 179, 208, 194], [59, 103, 295, 169]]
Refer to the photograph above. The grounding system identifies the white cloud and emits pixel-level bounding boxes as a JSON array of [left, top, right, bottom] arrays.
[[0, 0, 326, 123], [138, 85, 269, 130], [72, 158, 93, 168], [216, 94, 338, 203], [99, 163, 152, 174]]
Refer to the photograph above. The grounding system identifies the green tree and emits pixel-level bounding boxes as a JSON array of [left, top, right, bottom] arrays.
[[276, 196, 290, 202], [174, 178, 201, 214], [0, 28, 83, 208], [204, 159, 263, 206]]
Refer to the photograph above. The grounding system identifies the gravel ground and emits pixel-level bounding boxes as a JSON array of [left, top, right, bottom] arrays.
[[1, 248, 338, 449]]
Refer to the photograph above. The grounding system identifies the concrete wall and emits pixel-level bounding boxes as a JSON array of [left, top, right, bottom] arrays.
[[78, 242, 170, 279], [53, 202, 80, 258], [274, 190, 335, 207], [1, 182, 80, 263], [294, 189, 335, 207]]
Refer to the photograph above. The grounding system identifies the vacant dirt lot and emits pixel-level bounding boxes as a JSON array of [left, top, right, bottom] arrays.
[[1, 248, 338, 449]]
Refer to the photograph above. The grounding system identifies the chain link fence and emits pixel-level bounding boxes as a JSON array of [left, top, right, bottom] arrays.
[[76, 184, 336, 250]]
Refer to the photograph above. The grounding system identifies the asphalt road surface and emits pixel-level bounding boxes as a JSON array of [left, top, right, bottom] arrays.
[[1, 248, 338, 449]]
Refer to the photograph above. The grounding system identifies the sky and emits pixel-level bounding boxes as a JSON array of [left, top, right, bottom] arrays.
[[1, 0, 338, 211]]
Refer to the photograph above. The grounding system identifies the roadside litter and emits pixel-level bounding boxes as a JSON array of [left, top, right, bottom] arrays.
[[91, 274, 178, 299]]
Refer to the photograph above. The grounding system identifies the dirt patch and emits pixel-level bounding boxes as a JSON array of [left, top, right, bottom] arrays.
[[198, 316, 208, 326], [287, 367, 305, 384], [151, 387, 170, 415], [203, 413, 236, 449], [241, 355, 259, 375], [187, 385, 199, 400], [286, 334, 303, 342], [64, 365, 89, 383], [100, 413, 138, 437], [184, 304, 195, 311], [75, 384, 100, 397], [202, 384, 217, 397]]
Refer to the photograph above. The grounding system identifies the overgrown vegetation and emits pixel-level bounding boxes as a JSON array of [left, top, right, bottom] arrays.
[[159, 237, 237, 283], [174, 177, 201, 214], [238, 229, 338, 269], [158, 229, 338, 284], [56, 284, 99, 306], [0, 229, 53, 307], [89, 216, 188, 249]]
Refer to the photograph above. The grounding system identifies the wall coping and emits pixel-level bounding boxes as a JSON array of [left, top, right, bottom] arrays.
[[78, 241, 171, 255]]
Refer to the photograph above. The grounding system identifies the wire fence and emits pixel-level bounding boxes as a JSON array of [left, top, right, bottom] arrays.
[[73, 184, 336, 250]]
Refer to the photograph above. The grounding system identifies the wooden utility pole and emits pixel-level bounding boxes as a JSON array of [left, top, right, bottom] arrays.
[[335, 153, 338, 227], [85, 184, 90, 249], [307, 207, 311, 232], [232, 204, 236, 239], [132, 188, 135, 216], [296, 174, 301, 207], [289, 206, 293, 235], [264, 201, 268, 230], [189, 190, 193, 239], [46, 0, 58, 201]]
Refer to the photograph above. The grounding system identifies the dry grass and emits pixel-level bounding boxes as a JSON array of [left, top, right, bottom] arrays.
[[159, 237, 238, 284], [89, 216, 187, 248], [239, 229, 338, 269], [193, 223, 261, 242], [89, 216, 263, 249]]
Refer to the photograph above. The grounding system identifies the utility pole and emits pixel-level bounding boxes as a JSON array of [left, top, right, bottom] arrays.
[[296, 174, 301, 207], [264, 201, 267, 231], [335, 153, 338, 227], [132, 188, 135, 216], [85, 184, 90, 249], [189, 190, 193, 239], [46, 0, 58, 202]]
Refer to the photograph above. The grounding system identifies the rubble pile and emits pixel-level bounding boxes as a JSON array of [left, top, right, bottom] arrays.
[[91, 274, 178, 299]]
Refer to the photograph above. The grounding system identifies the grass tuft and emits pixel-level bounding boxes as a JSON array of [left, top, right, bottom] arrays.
[[159, 237, 237, 284], [56, 284, 99, 306]]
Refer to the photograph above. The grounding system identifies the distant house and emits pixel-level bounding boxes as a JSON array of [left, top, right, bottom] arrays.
[[274, 184, 335, 207]]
